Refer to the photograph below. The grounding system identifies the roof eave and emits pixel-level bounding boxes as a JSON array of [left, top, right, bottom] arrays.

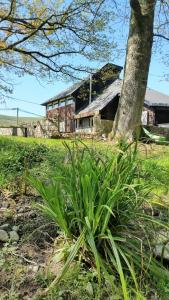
[[75, 111, 97, 119], [144, 100, 169, 107]]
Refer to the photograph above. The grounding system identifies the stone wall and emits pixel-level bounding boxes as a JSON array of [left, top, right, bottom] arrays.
[[94, 115, 113, 136], [0, 127, 26, 137], [27, 119, 59, 138], [0, 117, 114, 139], [75, 115, 113, 136], [0, 119, 59, 139]]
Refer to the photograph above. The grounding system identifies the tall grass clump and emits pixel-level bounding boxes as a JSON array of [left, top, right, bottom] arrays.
[[30, 141, 169, 299]]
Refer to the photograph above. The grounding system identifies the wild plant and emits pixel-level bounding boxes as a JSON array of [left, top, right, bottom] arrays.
[[30, 141, 169, 299]]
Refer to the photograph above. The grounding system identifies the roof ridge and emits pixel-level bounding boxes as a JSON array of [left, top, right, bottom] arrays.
[[41, 63, 123, 106]]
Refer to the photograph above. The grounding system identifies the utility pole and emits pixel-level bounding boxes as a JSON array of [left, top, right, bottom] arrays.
[[16, 107, 19, 126], [89, 73, 92, 104]]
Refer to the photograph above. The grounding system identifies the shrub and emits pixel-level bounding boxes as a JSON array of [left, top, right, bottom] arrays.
[[30, 142, 169, 299], [0, 142, 48, 172], [0, 141, 49, 192]]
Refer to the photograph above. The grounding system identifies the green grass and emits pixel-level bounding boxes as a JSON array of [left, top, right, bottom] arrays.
[[0, 135, 68, 148], [30, 141, 169, 299], [0, 136, 65, 190], [1, 135, 169, 201], [35, 263, 124, 300], [1, 136, 169, 299], [0, 136, 110, 191], [139, 144, 169, 201], [1, 135, 169, 199]]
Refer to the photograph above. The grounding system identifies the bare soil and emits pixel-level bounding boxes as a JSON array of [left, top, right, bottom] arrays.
[[0, 189, 59, 300]]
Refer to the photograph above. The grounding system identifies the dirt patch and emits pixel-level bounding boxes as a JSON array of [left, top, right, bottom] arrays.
[[0, 189, 60, 299]]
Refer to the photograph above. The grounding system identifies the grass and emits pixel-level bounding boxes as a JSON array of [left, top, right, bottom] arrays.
[[35, 263, 124, 300], [139, 143, 169, 200], [0, 135, 111, 149], [1, 135, 169, 199], [0, 136, 113, 189], [30, 141, 169, 299], [0, 136, 66, 190], [1, 136, 169, 299]]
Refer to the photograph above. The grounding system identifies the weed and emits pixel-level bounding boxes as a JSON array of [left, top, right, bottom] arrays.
[[0, 138, 65, 192], [35, 263, 123, 300], [31, 141, 169, 299]]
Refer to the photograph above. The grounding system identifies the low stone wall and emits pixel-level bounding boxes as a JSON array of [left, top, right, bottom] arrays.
[[94, 116, 113, 137], [0, 119, 59, 139], [145, 125, 169, 140], [0, 127, 26, 137], [0, 117, 113, 139], [27, 119, 59, 138]]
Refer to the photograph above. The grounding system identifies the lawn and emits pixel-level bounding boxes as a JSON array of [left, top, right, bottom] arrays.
[[0, 135, 112, 148], [1, 136, 169, 299], [1, 136, 169, 198]]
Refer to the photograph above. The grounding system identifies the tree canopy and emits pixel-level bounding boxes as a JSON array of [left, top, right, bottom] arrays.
[[0, 0, 114, 98]]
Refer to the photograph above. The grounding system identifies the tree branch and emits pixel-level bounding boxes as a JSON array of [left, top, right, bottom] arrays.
[[153, 33, 169, 41]]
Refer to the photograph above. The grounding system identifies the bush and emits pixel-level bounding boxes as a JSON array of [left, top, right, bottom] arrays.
[[30, 142, 169, 299], [3, 142, 48, 169], [0, 140, 49, 190]]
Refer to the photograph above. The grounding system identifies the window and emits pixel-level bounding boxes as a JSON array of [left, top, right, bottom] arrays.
[[53, 101, 58, 108], [67, 98, 74, 105], [59, 121, 65, 132], [79, 119, 82, 126], [79, 117, 92, 128], [90, 117, 93, 127], [58, 100, 65, 107], [47, 103, 53, 110]]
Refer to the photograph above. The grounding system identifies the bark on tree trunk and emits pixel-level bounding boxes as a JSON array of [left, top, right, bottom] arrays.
[[113, 0, 156, 140]]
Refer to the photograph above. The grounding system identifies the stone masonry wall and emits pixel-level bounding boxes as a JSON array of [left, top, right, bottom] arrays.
[[0, 127, 26, 137], [94, 115, 113, 136]]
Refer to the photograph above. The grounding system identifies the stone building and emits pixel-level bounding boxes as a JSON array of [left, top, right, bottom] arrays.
[[42, 63, 169, 136]]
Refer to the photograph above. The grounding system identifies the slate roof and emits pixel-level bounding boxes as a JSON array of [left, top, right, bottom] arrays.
[[41, 63, 123, 106], [75, 79, 121, 118], [75, 79, 169, 118], [42, 62, 169, 111], [144, 88, 169, 107], [41, 81, 83, 106]]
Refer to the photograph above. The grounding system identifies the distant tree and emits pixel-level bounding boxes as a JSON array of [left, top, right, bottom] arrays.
[[0, 0, 113, 100], [113, 0, 169, 140]]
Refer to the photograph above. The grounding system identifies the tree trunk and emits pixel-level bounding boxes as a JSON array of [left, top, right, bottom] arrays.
[[113, 0, 156, 140]]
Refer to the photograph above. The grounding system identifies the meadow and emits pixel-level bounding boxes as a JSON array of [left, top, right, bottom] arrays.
[[1, 136, 169, 300], [0, 115, 42, 127]]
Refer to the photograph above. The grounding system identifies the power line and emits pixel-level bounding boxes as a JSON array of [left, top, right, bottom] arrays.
[[0, 107, 44, 117], [20, 109, 44, 117], [0, 108, 19, 113], [0, 95, 42, 106], [0, 108, 18, 110]]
